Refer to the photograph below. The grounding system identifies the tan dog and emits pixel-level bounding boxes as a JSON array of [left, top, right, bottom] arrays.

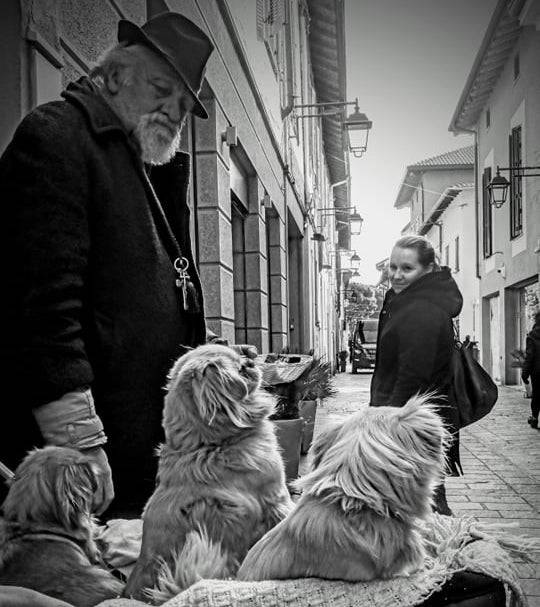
[[238, 394, 449, 582], [0, 447, 123, 606], [124, 344, 293, 602]]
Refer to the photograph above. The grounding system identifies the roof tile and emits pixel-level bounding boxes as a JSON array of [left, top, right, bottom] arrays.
[[409, 145, 475, 168]]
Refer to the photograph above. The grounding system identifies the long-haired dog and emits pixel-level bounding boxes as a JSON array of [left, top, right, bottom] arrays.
[[238, 394, 449, 582], [0, 446, 123, 606], [124, 344, 293, 602]]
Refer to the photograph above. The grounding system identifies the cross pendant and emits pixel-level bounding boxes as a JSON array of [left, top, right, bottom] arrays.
[[174, 257, 190, 311]]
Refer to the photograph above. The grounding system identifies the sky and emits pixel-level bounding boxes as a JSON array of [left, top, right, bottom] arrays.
[[345, 0, 498, 284]]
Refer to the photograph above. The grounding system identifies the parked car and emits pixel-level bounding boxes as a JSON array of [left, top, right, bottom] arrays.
[[350, 319, 379, 373]]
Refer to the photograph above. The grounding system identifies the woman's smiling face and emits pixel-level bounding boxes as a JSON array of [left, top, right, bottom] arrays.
[[388, 246, 433, 294]]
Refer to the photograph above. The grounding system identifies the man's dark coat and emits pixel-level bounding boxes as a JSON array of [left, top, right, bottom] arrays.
[[0, 79, 206, 513]]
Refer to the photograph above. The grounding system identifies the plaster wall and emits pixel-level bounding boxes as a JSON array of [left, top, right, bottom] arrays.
[[476, 25, 540, 291], [409, 169, 473, 231], [224, 0, 284, 143], [474, 24, 540, 382], [424, 189, 480, 342]]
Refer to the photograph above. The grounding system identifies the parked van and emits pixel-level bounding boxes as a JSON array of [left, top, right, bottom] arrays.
[[350, 319, 379, 373]]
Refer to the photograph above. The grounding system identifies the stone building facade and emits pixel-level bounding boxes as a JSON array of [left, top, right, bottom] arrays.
[[1, 0, 352, 364]]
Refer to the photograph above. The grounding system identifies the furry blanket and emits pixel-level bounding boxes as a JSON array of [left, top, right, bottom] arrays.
[[96, 514, 533, 607]]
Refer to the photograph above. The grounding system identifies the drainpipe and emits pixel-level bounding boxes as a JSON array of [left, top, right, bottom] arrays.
[[330, 177, 350, 193], [453, 127, 479, 278], [451, 125, 481, 356], [281, 0, 295, 120]]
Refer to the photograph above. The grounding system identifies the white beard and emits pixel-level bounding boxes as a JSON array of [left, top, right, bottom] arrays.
[[135, 113, 182, 165]]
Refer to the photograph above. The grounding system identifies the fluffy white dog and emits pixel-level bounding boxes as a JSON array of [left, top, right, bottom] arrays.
[[124, 344, 293, 602], [238, 394, 449, 582]]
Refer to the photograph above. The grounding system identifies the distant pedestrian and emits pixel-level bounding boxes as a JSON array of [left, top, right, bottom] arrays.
[[338, 350, 348, 372], [370, 235, 463, 515], [522, 311, 540, 429]]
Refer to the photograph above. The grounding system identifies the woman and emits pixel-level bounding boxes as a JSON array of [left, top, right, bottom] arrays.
[[370, 235, 463, 515], [522, 311, 540, 428]]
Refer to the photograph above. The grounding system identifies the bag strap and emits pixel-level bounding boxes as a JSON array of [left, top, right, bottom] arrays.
[[0, 460, 14, 481]]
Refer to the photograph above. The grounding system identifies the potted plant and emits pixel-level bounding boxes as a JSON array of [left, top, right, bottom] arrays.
[[293, 358, 337, 454], [268, 382, 305, 483], [258, 354, 313, 483], [509, 348, 531, 398]]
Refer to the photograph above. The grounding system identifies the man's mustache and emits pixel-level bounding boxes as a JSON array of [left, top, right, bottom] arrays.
[[147, 114, 183, 137]]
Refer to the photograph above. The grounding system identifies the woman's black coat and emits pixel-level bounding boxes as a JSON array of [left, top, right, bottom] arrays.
[[0, 78, 206, 511], [370, 268, 463, 407]]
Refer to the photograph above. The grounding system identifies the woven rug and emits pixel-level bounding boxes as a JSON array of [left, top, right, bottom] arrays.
[[96, 514, 533, 607]]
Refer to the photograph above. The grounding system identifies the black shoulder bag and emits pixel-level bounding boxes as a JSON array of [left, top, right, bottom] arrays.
[[451, 336, 498, 428]]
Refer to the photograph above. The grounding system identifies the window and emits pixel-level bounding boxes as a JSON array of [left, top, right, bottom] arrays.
[[513, 52, 520, 80], [232, 197, 248, 345], [445, 244, 450, 267], [482, 167, 493, 257], [486, 108, 490, 129], [509, 126, 523, 239], [455, 236, 460, 272]]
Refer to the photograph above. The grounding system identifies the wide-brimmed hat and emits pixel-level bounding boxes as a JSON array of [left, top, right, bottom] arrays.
[[118, 12, 214, 119]]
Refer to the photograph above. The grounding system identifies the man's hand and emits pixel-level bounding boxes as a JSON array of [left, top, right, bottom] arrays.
[[81, 446, 114, 515]]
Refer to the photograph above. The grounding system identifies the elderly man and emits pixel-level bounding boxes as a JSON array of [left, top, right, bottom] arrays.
[[0, 12, 213, 516]]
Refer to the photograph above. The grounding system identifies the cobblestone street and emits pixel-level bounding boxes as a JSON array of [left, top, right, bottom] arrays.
[[305, 369, 540, 605]]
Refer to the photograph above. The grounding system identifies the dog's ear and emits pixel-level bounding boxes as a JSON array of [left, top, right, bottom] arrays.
[[53, 459, 99, 529], [394, 393, 448, 461], [2, 448, 97, 529], [192, 360, 251, 427]]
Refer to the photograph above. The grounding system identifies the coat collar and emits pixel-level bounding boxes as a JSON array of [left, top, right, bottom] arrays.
[[62, 77, 131, 138]]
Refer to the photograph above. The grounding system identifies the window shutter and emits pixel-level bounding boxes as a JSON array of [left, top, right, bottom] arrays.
[[482, 167, 493, 258], [515, 127, 522, 232], [268, 0, 285, 34], [509, 133, 514, 237], [509, 127, 523, 238], [256, 0, 265, 41], [257, 0, 285, 41]]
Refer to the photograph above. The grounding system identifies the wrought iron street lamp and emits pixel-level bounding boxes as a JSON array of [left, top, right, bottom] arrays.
[[487, 165, 540, 208], [350, 252, 361, 270], [293, 98, 373, 157], [343, 101, 373, 158], [349, 209, 364, 235], [317, 205, 363, 236]]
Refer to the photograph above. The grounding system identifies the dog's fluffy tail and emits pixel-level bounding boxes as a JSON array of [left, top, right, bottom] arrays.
[[144, 528, 230, 604]]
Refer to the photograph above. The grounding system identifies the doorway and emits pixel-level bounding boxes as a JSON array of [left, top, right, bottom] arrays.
[[489, 295, 500, 383]]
